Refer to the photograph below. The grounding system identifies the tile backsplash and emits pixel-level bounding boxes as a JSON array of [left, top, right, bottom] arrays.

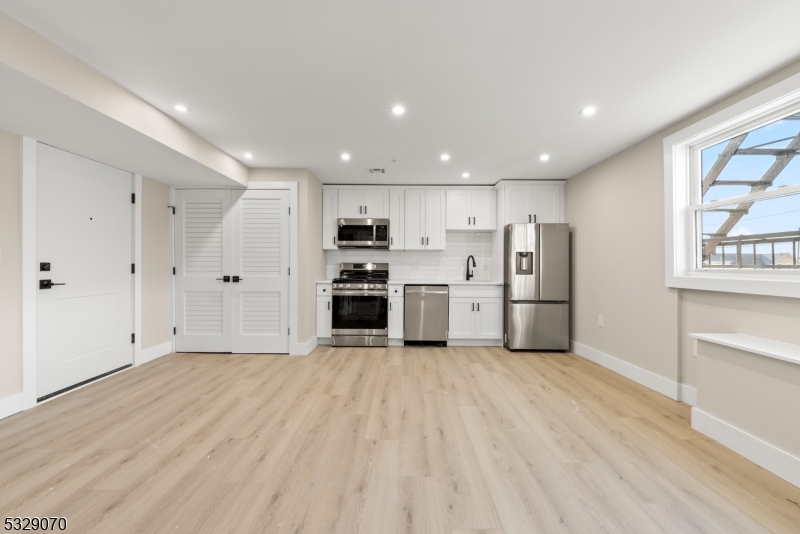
[[326, 232, 494, 281]]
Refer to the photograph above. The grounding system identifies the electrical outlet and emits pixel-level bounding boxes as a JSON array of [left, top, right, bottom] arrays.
[[598, 315, 604, 328], [693, 339, 698, 357]]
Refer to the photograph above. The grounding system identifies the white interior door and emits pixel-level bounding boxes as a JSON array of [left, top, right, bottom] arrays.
[[37, 144, 133, 399], [175, 189, 233, 352], [231, 189, 290, 353]]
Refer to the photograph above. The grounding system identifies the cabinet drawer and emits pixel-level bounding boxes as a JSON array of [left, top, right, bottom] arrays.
[[448, 285, 502, 299], [388, 284, 404, 296], [317, 283, 332, 296]]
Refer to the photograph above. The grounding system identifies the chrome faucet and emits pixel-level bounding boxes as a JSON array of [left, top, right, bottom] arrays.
[[466, 255, 476, 281]]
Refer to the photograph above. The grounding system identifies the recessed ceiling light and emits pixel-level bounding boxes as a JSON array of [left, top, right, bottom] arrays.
[[462, 172, 470, 178], [244, 153, 253, 159], [341, 153, 351, 161], [580, 106, 597, 117], [539, 154, 550, 162], [440, 154, 450, 161], [392, 105, 405, 116], [174, 104, 189, 113]]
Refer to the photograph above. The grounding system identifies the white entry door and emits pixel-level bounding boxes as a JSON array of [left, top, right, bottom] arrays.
[[37, 144, 133, 399], [175, 189, 233, 352], [175, 189, 290, 353], [231, 190, 290, 353]]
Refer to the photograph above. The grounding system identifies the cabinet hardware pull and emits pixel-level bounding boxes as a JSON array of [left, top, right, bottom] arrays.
[[421, 237, 424, 245], [477, 303, 480, 311], [390, 302, 392, 311], [533, 214, 537, 223], [391, 237, 393, 245], [473, 217, 475, 225], [528, 214, 531, 223], [365, 206, 367, 214], [360, 206, 362, 214], [472, 303, 474, 311], [426, 237, 429, 245], [328, 301, 330, 310], [468, 216, 470, 225]]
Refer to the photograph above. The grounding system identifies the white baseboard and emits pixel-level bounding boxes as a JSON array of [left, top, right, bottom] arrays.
[[293, 336, 319, 356], [679, 384, 697, 406], [447, 339, 503, 347], [137, 341, 173, 366], [0, 392, 24, 421], [692, 408, 800, 489], [571, 340, 679, 400]]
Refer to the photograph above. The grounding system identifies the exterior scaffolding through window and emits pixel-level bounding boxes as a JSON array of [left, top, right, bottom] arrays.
[[700, 112, 800, 269]]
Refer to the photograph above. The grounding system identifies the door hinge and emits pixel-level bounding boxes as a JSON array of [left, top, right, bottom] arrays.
[[173, 267, 176, 275], [131, 333, 135, 344], [173, 327, 177, 335], [168, 205, 175, 214], [131, 193, 136, 204], [131, 263, 135, 274]]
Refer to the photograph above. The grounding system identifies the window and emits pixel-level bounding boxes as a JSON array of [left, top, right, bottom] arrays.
[[696, 115, 800, 270], [664, 71, 800, 298]]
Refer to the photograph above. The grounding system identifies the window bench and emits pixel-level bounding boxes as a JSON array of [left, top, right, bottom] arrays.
[[689, 333, 800, 367], [689, 332, 800, 489]]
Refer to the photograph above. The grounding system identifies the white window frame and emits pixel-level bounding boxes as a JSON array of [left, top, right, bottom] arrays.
[[664, 70, 800, 299]]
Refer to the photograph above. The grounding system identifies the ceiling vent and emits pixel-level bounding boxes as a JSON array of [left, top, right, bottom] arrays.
[[368, 168, 386, 174]]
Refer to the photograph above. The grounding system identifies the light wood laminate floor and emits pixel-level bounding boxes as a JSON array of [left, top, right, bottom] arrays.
[[1, 346, 799, 533]]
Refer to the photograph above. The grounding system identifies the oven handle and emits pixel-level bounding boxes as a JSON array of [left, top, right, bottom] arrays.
[[332, 290, 388, 297]]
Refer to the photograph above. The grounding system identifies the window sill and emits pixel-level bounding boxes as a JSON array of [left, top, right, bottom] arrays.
[[690, 333, 800, 367], [667, 272, 800, 299]]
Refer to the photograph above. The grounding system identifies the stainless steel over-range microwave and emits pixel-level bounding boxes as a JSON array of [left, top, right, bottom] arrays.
[[336, 218, 389, 249]]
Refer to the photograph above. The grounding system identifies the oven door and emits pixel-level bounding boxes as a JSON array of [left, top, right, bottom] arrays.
[[337, 219, 389, 249], [332, 292, 388, 334]]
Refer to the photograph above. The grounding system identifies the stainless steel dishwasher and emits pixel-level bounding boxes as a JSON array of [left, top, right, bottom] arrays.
[[404, 285, 449, 346]]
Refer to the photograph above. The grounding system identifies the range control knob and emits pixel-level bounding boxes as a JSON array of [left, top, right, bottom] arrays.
[[345, 284, 351, 288]]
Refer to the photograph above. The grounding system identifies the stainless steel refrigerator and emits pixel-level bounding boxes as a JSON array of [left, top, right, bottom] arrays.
[[504, 223, 569, 351]]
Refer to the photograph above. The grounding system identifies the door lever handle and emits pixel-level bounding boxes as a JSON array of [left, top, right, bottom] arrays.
[[216, 276, 231, 282], [39, 280, 65, 289], [232, 276, 243, 283]]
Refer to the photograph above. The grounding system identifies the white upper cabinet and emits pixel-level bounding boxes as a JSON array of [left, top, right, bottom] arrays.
[[322, 188, 338, 250], [503, 182, 564, 225], [389, 189, 404, 250], [338, 189, 363, 218], [446, 189, 497, 231], [363, 189, 390, 218], [337, 189, 389, 218], [404, 189, 446, 251]]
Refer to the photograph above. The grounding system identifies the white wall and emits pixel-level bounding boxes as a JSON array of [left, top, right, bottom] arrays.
[[0, 129, 21, 400], [326, 232, 494, 282], [141, 177, 172, 350]]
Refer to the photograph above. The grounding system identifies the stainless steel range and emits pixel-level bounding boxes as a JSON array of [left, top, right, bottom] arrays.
[[331, 263, 389, 347]]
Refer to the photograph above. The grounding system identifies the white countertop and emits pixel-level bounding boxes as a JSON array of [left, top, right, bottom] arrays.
[[317, 279, 502, 286]]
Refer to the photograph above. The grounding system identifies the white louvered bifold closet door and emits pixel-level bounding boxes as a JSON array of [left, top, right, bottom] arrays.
[[230, 189, 290, 353], [174, 189, 233, 352]]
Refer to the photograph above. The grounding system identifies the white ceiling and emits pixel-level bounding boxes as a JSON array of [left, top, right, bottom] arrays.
[[2, 0, 800, 185]]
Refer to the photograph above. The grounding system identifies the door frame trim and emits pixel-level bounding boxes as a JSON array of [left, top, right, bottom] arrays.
[[175, 182, 299, 355], [20, 138, 141, 410]]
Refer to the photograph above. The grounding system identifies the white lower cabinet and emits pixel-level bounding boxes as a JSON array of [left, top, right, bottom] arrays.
[[448, 296, 502, 340], [388, 297, 404, 338], [316, 296, 332, 338]]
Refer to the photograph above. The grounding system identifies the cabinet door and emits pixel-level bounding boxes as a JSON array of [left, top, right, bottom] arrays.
[[363, 189, 389, 218], [446, 190, 471, 230], [322, 188, 338, 250], [532, 186, 561, 223], [316, 296, 332, 338], [475, 298, 502, 339], [404, 189, 425, 250], [471, 189, 497, 230], [505, 184, 532, 224], [338, 189, 363, 218], [448, 298, 475, 339], [388, 297, 404, 338], [389, 189, 404, 250], [424, 189, 446, 250]]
